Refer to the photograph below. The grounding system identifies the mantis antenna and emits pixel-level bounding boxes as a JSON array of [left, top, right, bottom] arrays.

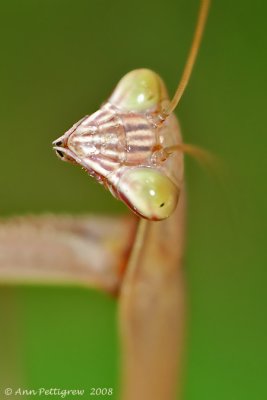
[[162, 0, 211, 119]]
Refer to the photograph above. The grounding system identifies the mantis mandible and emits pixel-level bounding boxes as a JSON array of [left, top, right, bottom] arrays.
[[52, 1, 211, 399]]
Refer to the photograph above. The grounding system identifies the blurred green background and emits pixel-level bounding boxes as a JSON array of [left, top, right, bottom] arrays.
[[0, 0, 266, 399]]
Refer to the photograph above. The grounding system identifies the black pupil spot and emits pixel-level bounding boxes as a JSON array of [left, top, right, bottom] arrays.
[[56, 150, 64, 158], [160, 203, 165, 208]]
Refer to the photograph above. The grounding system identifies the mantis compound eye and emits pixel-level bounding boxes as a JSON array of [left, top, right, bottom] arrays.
[[109, 69, 169, 112], [117, 167, 179, 221]]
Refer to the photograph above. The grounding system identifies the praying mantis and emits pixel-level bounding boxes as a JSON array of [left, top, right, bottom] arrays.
[[51, 1, 210, 399], [53, 1, 210, 222], [0, 1, 210, 399]]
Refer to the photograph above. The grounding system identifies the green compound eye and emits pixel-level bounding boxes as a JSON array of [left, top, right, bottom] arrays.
[[109, 69, 169, 112], [117, 167, 179, 221]]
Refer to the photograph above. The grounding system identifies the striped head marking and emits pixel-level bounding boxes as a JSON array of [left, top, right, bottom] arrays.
[[53, 69, 182, 220]]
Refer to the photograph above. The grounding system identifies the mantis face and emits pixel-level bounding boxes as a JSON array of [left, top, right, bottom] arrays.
[[53, 69, 183, 220]]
